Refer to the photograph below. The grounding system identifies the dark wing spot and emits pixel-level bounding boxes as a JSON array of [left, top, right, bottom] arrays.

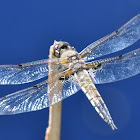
[[94, 63, 102, 70], [97, 63, 102, 67], [115, 30, 119, 35], [18, 64, 23, 67], [33, 85, 39, 88], [118, 55, 123, 60]]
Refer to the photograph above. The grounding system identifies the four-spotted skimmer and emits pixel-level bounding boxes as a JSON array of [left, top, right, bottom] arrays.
[[0, 14, 139, 130]]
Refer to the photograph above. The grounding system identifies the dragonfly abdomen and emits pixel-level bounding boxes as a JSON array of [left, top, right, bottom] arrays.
[[75, 69, 117, 130]]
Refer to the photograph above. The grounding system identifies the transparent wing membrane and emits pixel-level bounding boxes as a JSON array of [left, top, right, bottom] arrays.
[[0, 58, 67, 85], [0, 81, 49, 115], [62, 74, 80, 99], [0, 72, 80, 115], [87, 48, 140, 84], [80, 14, 140, 61], [0, 14, 139, 131]]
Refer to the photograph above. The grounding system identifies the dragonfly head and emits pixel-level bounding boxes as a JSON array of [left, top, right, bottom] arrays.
[[53, 40, 75, 58]]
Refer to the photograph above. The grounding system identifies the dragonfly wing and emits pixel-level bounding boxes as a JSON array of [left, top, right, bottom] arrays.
[[0, 82, 48, 115], [86, 48, 140, 84], [0, 58, 67, 85], [80, 14, 140, 61], [62, 75, 81, 100], [0, 73, 80, 115], [48, 74, 81, 105]]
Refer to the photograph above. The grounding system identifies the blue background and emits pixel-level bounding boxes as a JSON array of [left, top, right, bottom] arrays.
[[0, 0, 139, 140]]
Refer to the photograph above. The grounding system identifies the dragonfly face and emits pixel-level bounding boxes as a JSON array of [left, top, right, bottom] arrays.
[[53, 41, 73, 58], [53, 41, 84, 71], [0, 14, 139, 130]]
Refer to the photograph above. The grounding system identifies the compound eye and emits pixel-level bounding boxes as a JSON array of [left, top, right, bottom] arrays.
[[61, 44, 68, 49], [53, 45, 60, 57]]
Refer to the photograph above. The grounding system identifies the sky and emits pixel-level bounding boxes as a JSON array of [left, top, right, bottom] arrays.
[[0, 0, 139, 140]]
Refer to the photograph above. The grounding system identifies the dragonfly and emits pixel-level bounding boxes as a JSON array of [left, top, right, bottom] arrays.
[[0, 14, 139, 130]]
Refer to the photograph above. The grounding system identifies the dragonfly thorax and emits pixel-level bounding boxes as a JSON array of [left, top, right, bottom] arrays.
[[61, 50, 79, 60], [61, 49, 85, 71]]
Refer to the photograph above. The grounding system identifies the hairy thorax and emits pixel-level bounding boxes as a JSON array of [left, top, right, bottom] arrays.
[[60, 50, 85, 71]]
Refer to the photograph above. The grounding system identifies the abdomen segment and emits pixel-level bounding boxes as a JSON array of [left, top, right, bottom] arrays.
[[75, 70, 117, 130]]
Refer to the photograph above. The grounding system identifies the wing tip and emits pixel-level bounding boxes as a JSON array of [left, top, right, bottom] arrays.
[[110, 122, 118, 130]]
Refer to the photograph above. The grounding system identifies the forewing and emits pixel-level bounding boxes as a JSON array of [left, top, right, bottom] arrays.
[[86, 48, 140, 84], [0, 58, 67, 85], [80, 14, 140, 61], [0, 72, 80, 115]]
